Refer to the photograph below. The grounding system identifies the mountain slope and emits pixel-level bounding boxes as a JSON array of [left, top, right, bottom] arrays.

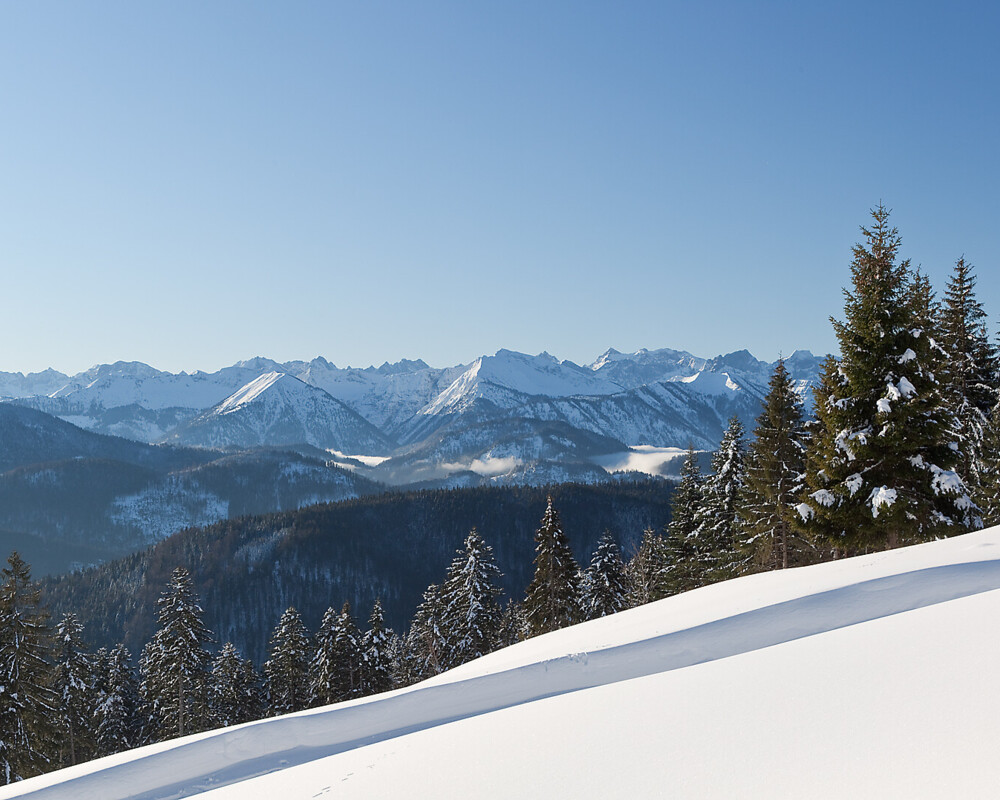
[[161, 373, 395, 455], [14, 528, 1000, 799]]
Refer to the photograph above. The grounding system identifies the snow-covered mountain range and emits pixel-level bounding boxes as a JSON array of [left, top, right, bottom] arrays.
[[2, 346, 823, 486], [13, 527, 1000, 799]]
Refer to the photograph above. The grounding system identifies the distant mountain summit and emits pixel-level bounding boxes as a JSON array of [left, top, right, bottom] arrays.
[[163, 372, 395, 454]]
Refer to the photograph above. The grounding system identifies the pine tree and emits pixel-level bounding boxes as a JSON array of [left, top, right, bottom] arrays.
[[139, 567, 213, 741], [51, 613, 95, 767], [498, 599, 528, 648], [94, 644, 141, 758], [264, 607, 312, 715], [939, 257, 998, 497], [580, 531, 629, 619], [0, 552, 56, 784], [738, 359, 811, 571], [401, 583, 448, 682], [694, 417, 747, 581], [626, 528, 671, 605], [439, 528, 504, 668], [208, 642, 261, 728], [799, 205, 977, 551], [978, 411, 1000, 528], [664, 445, 705, 592], [524, 497, 581, 636], [359, 600, 394, 696]]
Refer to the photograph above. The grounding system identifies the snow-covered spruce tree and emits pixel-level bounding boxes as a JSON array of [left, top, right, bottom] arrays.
[[397, 583, 447, 684], [94, 644, 141, 758], [664, 445, 705, 593], [525, 497, 581, 637], [139, 567, 213, 742], [580, 531, 629, 620], [439, 528, 504, 668], [977, 412, 1000, 528], [263, 606, 312, 715], [359, 599, 394, 696], [939, 257, 998, 496], [738, 359, 811, 571], [0, 552, 56, 784], [498, 599, 528, 647], [798, 205, 977, 551], [627, 528, 671, 605], [52, 613, 95, 767], [693, 417, 747, 582], [208, 642, 261, 728]]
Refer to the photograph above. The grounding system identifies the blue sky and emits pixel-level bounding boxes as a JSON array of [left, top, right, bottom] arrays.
[[1, 1, 998, 374]]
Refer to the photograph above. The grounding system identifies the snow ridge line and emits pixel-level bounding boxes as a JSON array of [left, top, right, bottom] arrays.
[[11, 559, 1000, 800]]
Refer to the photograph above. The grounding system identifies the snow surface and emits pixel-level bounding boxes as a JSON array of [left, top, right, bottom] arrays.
[[10, 528, 1000, 799]]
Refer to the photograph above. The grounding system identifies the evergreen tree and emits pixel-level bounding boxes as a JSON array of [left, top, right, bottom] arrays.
[[524, 497, 581, 636], [799, 205, 977, 551], [263, 606, 312, 715], [694, 417, 747, 581], [580, 531, 629, 619], [738, 359, 811, 570], [439, 528, 504, 668], [359, 600, 394, 696], [95, 644, 141, 758], [627, 528, 671, 605], [0, 552, 55, 784], [208, 642, 261, 728], [664, 445, 705, 592], [139, 567, 213, 741], [978, 412, 1000, 528], [939, 257, 998, 496], [310, 602, 362, 705], [51, 613, 94, 767], [498, 599, 528, 648]]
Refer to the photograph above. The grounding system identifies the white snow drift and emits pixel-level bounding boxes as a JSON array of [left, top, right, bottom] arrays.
[[8, 529, 1000, 799]]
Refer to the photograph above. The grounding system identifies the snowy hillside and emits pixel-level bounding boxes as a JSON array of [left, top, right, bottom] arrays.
[[11, 528, 1000, 799]]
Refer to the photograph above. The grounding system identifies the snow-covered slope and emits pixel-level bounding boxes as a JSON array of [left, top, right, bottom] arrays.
[[162, 373, 395, 455], [12, 529, 1000, 799]]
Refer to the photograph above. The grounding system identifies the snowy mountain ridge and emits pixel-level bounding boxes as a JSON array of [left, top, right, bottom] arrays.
[[10, 527, 1000, 799], [1, 346, 823, 486]]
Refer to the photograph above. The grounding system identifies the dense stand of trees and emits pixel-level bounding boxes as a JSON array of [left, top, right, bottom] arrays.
[[2, 205, 998, 784]]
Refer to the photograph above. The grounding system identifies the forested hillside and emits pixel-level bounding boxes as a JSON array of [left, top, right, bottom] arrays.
[[41, 480, 672, 663]]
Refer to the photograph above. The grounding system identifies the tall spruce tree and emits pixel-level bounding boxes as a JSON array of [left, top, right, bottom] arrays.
[[0, 552, 55, 784], [94, 644, 141, 757], [51, 613, 94, 767], [524, 497, 581, 636], [359, 600, 394, 696], [664, 445, 705, 592], [439, 528, 504, 668], [627, 528, 671, 605], [939, 257, 998, 496], [799, 205, 977, 550], [264, 607, 312, 715], [738, 359, 810, 570], [208, 642, 261, 728], [693, 417, 747, 581], [580, 531, 629, 620], [139, 567, 213, 741]]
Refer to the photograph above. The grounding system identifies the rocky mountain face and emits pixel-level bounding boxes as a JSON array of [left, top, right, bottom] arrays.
[[2, 346, 821, 488]]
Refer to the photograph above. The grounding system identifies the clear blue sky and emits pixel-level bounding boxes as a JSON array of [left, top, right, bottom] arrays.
[[2, 1, 998, 375]]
